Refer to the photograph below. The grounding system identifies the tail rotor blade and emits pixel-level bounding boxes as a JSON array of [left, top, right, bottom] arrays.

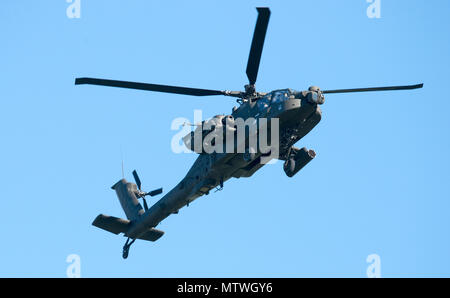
[[246, 7, 271, 86], [322, 84, 423, 94], [132, 170, 142, 190], [143, 198, 149, 212], [148, 188, 163, 197]]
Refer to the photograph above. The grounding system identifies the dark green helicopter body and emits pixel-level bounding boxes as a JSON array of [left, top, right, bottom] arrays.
[[75, 7, 422, 258]]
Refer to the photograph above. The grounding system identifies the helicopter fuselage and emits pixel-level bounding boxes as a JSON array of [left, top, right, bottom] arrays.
[[125, 88, 323, 239], [80, 7, 422, 258]]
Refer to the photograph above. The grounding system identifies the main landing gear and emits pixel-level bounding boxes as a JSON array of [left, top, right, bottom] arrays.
[[122, 238, 135, 259]]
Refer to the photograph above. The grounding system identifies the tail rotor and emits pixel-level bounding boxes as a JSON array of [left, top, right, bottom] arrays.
[[132, 170, 163, 211]]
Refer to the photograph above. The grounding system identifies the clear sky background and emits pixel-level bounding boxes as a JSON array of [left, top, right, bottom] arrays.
[[0, 0, 449, 277]]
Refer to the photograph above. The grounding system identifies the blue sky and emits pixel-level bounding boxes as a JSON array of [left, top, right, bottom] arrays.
[[0, 0, 449, 277]]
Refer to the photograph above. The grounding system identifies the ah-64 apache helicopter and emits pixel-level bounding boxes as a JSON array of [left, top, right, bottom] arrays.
[[75, 7, 423, 259]]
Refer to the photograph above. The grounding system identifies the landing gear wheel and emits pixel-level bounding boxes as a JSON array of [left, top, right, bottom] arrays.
[[122, 247, 129, 259], [122, 238, 135, 259]]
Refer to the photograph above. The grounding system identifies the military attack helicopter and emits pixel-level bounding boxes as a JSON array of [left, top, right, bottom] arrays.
[[75, 7, 423, 259]]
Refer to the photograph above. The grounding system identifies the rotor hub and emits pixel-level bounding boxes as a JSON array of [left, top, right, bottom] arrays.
[[308, 86, 321, 92], [306, 86, 325, 105], [245, 84, 256, 96]]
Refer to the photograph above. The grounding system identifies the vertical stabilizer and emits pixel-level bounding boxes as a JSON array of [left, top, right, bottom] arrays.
[[111, 179, 144, 221]]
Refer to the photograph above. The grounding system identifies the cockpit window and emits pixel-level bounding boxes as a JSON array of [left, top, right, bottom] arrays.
[[272, 91, 288, 104], [257, 94, 271, 111]]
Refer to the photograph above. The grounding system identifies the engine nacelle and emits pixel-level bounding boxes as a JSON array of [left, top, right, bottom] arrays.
[[283, 147, 316, 178], [182, 115, 236, 153]]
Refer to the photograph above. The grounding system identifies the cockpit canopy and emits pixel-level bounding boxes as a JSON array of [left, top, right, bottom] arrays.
[[257, 89, 294, 111]]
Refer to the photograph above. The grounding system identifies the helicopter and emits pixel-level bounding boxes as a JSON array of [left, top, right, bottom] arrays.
[[75, 7, 423, 259]]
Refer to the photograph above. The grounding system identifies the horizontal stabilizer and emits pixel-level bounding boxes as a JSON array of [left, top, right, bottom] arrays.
[[92, 214, 130, 235], [137, 228, 165, 242], [93, 214, 164, 242]]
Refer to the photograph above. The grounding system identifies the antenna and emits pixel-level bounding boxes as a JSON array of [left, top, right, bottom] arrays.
[[120, 147, 125, 179]]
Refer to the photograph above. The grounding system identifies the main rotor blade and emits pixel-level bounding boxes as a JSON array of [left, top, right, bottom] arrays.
[[132, 170, 142, 190], [75, 77, 230, 97], [322, 83, 423, 94], [246, 7, 271, 86]]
